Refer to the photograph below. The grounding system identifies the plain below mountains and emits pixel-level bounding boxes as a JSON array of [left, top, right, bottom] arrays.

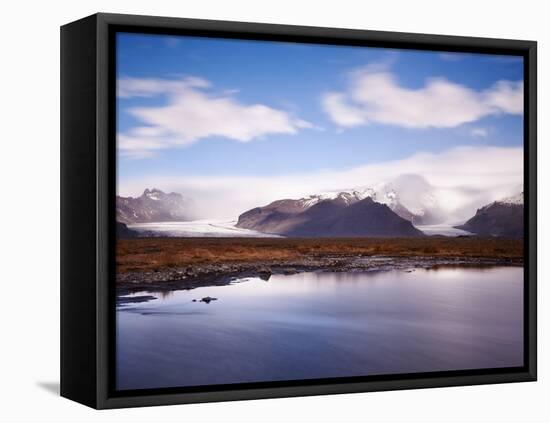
[[236, 193, 424, 237], [455, 193, 524, 238]]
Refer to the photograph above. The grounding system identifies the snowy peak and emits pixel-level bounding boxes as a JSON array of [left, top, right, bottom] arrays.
[[479, 191, 524, 212], [298, 189, 375, 208], [116, 188, 193, 224], [372, 175, 440, 223], [144, 188, 162, 201], [295, 176, 441, 225], [143, 188, 181, 201], [498, 192, 524, 206], [456, 191, 524, 238]]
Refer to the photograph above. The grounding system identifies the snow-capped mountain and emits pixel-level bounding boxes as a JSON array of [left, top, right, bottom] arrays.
[[455, 192, 524, 238], [236, 193, 424, 237], [296, 190, 374, 208], [277, 175, 442, 226], [374, 175, 442, 225], [116, 188, 193, 224], [499, 192, 524, 206]]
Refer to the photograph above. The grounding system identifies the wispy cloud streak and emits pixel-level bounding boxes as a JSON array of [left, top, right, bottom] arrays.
[[118, 76, 313, 159], [323, 69, 523, 129]]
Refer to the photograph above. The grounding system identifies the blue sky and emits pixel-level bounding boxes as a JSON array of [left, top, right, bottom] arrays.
[[116, 32, 524, 219]]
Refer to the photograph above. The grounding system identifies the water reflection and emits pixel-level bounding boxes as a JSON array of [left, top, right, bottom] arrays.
[[117, 267, 523, 390]]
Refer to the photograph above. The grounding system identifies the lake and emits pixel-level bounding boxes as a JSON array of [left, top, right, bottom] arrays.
[[116, 266, 523, 390]]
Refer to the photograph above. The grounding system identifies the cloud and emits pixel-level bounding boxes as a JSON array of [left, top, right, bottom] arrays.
[[470, 127, 489, 138], [118, 76, 211, 98], [484, 80, 524, 114], [164, 37, 181, 48], [439, 53, 468, 62], [118, 76, 313, 158], [118, 145, 523, 222], [322, 92, 367, 127], [322, 68, 523, 129]]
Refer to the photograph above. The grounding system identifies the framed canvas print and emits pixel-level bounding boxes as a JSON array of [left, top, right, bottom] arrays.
[[60, 13, 537, 409]]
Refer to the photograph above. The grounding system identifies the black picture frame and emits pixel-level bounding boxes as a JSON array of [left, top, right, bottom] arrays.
[[61, 12, 537, 409]]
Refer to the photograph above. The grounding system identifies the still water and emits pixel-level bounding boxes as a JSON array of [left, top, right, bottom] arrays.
[[116, 267, 523, 390]]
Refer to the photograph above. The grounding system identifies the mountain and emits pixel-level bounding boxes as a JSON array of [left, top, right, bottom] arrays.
[[116, 221, 139, 239], [116, 188, 193, 224], [373, 175, 443, 225], [455, 192, 524, 238], [237, 194, 424, 237], [257, 175, 442, 226]]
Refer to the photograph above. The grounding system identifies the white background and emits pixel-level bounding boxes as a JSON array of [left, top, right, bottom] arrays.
[[0, 0, 546, 421]]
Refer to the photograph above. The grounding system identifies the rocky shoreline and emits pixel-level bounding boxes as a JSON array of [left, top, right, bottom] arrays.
[[116, 255, 522, 295]]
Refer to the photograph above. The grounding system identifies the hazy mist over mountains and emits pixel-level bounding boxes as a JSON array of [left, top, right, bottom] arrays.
[[118, 146, 522, 224], [117, 183, 524, 238], [116, 188, 194, 224]]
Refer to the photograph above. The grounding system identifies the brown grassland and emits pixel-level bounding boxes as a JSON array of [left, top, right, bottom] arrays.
[[117, 237, 523, 274]]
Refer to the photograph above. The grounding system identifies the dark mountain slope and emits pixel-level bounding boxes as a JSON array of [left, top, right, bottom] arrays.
[[116, 221, 139, 239], [237, 196, 424, 237], [455, 193, 523, 238]]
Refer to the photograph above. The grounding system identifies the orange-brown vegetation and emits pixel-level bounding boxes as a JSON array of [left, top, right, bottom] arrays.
[[117, 237, 523, 274]]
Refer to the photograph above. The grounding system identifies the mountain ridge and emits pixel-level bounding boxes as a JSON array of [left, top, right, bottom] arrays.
[[116, 188, 193, 224], [237, 195, 424, 237], [455, 192, 524, 238]]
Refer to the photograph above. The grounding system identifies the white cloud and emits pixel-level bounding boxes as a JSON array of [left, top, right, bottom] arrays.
[[119, 145, 523, 222], [118, 76, 313, 158], [439, 53, 467, 62], [470, 127, 489, 138], [118, 76, 210, 98], [484, 80, 524, 114], [322, 92, 366, 127], [164, 37, 181, 48], [322, 69, 523, 129]]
